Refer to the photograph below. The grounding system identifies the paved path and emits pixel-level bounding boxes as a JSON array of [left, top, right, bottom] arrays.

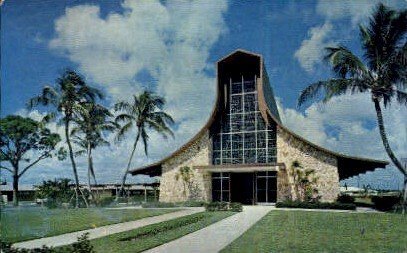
[[271, 206, 381, 213], [144, 206, 272, 253], [13, 207, 204, 249]]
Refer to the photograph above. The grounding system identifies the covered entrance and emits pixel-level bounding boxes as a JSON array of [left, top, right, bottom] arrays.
[[211, 171, 277, 204]]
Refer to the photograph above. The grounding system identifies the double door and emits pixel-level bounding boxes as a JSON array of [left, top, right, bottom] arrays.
[[212, 171, 277, 204]]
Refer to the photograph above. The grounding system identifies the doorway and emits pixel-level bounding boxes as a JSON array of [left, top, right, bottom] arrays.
[[211, 171, 277, 204], [231, 173, 255, 204]]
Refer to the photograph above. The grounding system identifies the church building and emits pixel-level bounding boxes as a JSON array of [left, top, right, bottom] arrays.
[[130, 50, 388, 204]]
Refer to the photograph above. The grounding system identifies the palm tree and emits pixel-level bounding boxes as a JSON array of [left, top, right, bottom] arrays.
[[71, 102, 117, 197], [114, 91, 174, 197], [28, 70, 103, 207], [298, 4, 406, 211]]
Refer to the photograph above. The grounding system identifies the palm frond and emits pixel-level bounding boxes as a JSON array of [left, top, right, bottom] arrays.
[[115, 122, 133, 142], [145, 117, 174, 139], [74, 150, 86, 157], [114, 101, 132, 112], [361, 3, 406, 70], [78, 85, 104, 102], [382, 42, 407, 89], [150, 111, 175, 125], [27, 86, 59, 109], [41, 112, 57, 124], [325, 46, 367, 78], [114, 113, 134, 124], [396, 90, 407, 105], [298, 79, 368, 107]]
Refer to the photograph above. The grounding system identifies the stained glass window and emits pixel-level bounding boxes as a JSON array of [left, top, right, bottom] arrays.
[[212, 76, 277, 165]]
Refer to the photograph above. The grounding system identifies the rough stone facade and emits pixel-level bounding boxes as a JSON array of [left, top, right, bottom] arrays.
[[159, 131, 212, 202], [158, 127, 340, 203], [276, 127, 340, 202]]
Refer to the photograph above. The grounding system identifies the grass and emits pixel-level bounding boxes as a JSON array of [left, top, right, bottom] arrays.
[[85, 211, 234, 253], [1, 207, 178, 243], [221, 210, 407, 253]]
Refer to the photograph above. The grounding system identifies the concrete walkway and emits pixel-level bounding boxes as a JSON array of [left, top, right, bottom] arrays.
[[272, 206, 381, 213], [13, 207, 204, 249], [144, 206, 272, 253]]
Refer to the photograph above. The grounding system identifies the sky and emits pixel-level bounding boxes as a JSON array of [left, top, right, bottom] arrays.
[[1, 0, 406, 189]]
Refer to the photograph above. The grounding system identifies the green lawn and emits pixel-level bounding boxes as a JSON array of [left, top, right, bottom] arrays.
[[222, 210, 407, 253], [1, 207, 178, 243], [87, 211, 234, 253]]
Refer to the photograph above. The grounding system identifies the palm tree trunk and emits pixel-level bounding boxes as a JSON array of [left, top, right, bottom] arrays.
[[373, 98, 407, 212], [12, 173, 19, 206], [403, 176, 407, 214], [65, 120, 80, 208], [372, 99, 406, 174], [119, 131, 141, 197], [86, 143, 96, 201], [89, 147, 99, 199]]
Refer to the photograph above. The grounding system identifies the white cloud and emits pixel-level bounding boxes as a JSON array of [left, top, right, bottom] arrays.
[[316, 0, 404, 27], [295, 1, 404, 73], [3, 0, 228, 185], [278, 93, 407, 189], [49, 0, 227, 123], [294, 22, 334, 73], [316, 0, 377, 26]]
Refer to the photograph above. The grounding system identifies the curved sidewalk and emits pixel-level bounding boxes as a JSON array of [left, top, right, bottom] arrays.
[[13, 207, 204, 250], [144, 206, 272, 253]]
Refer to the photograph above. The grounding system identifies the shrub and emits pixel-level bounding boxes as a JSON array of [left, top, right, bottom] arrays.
[[180, 201, 208, 207], [276, 200, 356, 210], [119, 213, 206, 242], [142, 202, 176, 208], [205, 202, 242, 212], [70, 233, 95, 253], [116, 197, 129, 204], [205, 202, 228, 211], [94, 196, 115, 207], [229, 202, 243, 212], [0, 233, 94, 253], [35, 178, 75, 208], [337, 194, 355, 204], [371, 195, 400, 211]]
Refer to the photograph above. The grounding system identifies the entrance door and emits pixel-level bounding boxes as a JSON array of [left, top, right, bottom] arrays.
[[212, 172, 230, 202], [256, 171, 277, 203], [230, 173, 254, 205]]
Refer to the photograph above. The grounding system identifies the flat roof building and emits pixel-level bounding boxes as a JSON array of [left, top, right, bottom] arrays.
[[130, 50, 388, 204]]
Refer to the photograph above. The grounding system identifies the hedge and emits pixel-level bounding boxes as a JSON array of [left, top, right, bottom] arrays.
[[336, 194, 355, 204], [205, 202, 242, 212], [276, 200, 356, 210], [1, 233, 94, 253], [141, 202, 177, 208], [119, 213, 206, 241], [179, 201, 208, 207], [371, 195, 401, 211]]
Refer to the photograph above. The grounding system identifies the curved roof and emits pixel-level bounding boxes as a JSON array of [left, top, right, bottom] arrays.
[[130, 49, 388, 178]]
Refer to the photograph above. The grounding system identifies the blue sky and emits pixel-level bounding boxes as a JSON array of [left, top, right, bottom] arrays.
[[1, 0, 406, 189]]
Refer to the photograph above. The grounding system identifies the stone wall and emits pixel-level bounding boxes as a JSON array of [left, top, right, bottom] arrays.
[[159, 126, 340, 203], [159, 131, 212, 202], [276, 127, 340, 202]]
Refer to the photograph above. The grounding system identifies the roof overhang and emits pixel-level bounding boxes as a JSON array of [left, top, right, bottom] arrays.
[[337, 156, 388, 180], [130, 162, 162, 177]]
